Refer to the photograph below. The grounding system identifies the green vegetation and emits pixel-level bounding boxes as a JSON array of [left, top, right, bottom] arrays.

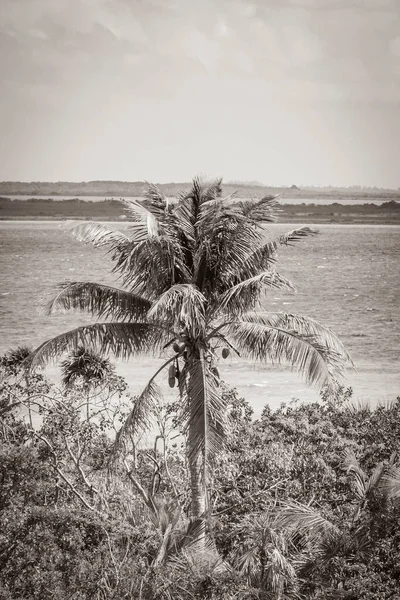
[[1, 354, 399, 599], [1, 178, 399, 598], [1, 196, 400, 224]]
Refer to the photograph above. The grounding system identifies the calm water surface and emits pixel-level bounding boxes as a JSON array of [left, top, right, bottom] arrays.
[[0, 221, 399, 413]]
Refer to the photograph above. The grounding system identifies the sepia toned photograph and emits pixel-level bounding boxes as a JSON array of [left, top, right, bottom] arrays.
[[0, 1, 399, 598]]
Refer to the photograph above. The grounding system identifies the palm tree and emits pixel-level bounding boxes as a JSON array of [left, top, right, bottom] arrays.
[[27, 177, 352, 538], [60, 346, 116, 420]]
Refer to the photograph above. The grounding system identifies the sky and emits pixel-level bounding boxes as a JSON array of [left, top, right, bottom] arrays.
[[0, 0, 399, 187]]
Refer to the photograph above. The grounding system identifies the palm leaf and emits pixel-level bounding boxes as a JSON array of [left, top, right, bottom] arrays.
[[26, 322, 168, 368], [183, 355, 227, 475], [60, 346, 115, 388], [277, 501, 338, 542], [72, 222, 130, 247], [242, 312, 353, 366], [365, 462, 385, 497], [43, 282, 151, 321], [382, 465, 400, 499], [144, 182, 168, 210], [147, 284, 206, 336], [245, 226, 318, 272], [236, 195, 279, 224], [113, 379, 163, 456], [277, 226, 319, 245], [113, 237, 190, 297], [218, 272, 295, 316], [222, 320, 345, 388], [342, 449, 371, 500], [121, 198, 160, 239]]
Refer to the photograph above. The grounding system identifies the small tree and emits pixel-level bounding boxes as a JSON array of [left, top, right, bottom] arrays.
[[60, 346, 116, 420]]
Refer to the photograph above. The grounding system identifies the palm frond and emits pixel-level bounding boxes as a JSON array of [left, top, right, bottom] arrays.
[[144, 182, 168, 209], [277, 226, 319, 245], [343, 449, 366, 500], [218, 272, 295, 316], [26, 322, 169, 368], [60, 346, 115, 388], [112, 237, 191, 297], [1, 345, 33, 369], [365, 462, 385, 497], [113, 379, 162, 456], [382, 465, 400, 499], [222, 320, 345, 388], [277, 501, 338, 542], [147, 284, 206, 336], [72, 222, 130, 247], [201, 177, 223, 203], [236, 547, 260, 580], [265, 547, 297, 591], [183, 354, 227, 476], [242, 312, 353, 366], [245, 226, 318, 273], [43, 282, 151, 321], [122, 198, 160, 238], [172, 198, 196, 243], [237, 195, 279, 224]]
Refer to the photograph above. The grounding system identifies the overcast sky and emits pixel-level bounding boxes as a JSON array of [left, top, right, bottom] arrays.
[[0, 0, 399, 187]]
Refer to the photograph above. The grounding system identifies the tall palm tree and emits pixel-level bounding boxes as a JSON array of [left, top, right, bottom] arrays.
[[27, 177, 352, 536], [60, 346, 116, 419]]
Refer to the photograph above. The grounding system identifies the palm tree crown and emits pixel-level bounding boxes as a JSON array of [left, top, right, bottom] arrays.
[[60, 346, 116, 390], [28, 177, 353, 524]]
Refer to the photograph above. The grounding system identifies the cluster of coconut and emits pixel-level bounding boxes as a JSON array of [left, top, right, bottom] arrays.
[[167, 344, 230, 388]]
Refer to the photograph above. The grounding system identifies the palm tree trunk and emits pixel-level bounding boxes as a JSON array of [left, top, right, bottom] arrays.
[[188, 409, 207, 547], [189, 451, 206, 519]]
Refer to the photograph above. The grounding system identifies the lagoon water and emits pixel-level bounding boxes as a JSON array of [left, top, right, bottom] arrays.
[[1, 221, 399, 414]]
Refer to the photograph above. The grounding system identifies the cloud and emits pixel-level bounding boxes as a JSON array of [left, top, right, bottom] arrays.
[[0, 0, 399, 185], [1, 0, 399, 101]]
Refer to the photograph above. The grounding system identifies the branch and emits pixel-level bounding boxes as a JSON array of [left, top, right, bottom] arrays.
[[64, 438, 99, 496], [33, 432, 101, 514], [123, 459, 158, 514]]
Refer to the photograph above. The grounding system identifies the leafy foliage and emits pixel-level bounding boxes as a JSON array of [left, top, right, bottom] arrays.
[[1, 352, 400, 598]]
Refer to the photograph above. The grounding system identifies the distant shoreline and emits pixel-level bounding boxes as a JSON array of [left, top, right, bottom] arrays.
[[1, 194, 399, 225]]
